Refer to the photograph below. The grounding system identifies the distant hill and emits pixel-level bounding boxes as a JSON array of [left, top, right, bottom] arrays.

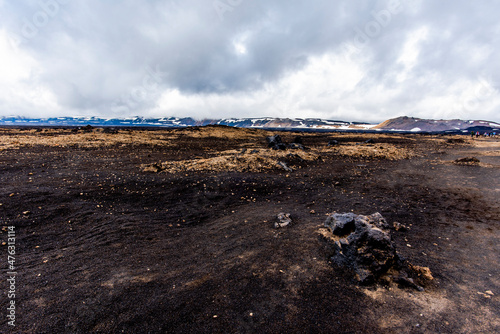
[[373, 116, 500, 132]]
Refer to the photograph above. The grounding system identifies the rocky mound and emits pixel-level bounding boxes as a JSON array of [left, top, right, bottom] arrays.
[[266, 135, 307, 150], [143, 149, 319, 173], [320, 212, 433, 290], [454, 157, 480, 166]]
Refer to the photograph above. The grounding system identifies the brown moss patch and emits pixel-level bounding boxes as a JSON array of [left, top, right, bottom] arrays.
[[143, 149, 320, 173]]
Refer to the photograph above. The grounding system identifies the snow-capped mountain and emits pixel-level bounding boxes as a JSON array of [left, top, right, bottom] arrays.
[[1, 116, 499, 132], [0, 116, 375, 130]]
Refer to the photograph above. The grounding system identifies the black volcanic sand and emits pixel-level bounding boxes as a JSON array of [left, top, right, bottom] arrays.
[[0, 127, 499, 333]]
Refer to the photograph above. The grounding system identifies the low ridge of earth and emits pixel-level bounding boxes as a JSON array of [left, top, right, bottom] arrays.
[[0, 126, 499, 333]]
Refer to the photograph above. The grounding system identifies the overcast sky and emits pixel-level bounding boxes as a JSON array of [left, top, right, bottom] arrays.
[[1, 0, 499, 122]]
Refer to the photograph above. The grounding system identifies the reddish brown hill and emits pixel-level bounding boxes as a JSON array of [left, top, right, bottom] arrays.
[[374, 116, 500, 132]]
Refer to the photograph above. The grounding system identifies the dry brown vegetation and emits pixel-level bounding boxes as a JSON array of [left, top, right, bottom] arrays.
[[0, 127, 178, 150], [142, 142, 416, 174], [1, 127, 417, 175]]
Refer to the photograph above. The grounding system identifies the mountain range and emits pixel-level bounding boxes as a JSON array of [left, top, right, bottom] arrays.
[[0, 116, 499, 133]]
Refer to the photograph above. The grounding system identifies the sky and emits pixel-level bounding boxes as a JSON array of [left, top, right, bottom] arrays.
[[0, 0, 499, 123]]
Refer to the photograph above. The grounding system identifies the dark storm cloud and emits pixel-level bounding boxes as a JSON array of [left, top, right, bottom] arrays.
[[0, 0, 499, 121]]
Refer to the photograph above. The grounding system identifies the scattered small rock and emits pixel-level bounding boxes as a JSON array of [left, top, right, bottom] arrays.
[[288, 143, 305, 150], [477, 291, 492, 299], [410, 264, 434, 281], [275, 213, 292, 228], [277, 161, 293, 172], [393, 221, 408, 231]]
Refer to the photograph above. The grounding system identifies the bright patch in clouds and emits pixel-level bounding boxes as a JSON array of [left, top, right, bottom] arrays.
[[396, 26, 428, 82], [0, 30, 60, 115]]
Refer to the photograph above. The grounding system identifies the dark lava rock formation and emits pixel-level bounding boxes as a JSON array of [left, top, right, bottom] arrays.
[[266, 135, 286, 150], [325, 212, 396, 284], [322, 212, 432, 290]]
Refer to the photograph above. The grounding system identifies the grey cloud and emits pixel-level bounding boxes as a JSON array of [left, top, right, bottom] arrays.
[[1, 0, 499, 121]]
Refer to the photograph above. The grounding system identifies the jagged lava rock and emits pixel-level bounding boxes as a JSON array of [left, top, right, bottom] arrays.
[[266, 135, 286, 150], [324, 212, 398, 284], [275, 212, 292, 228]]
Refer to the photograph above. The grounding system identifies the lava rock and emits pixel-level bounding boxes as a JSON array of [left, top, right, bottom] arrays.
[[322, 212, 433, 290], [266, 135, 281, 146], [103, 127, 118, 134], [266, 135, 287, 150], [266, 135, 307, 150], [325, 212, 397, 284], [82, 124, 94, 132], [328, 140, 339, 146], [275, 212, 292, 228]]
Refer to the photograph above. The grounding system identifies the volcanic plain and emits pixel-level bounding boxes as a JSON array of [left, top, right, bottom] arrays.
[[0, 126, 499, 333]]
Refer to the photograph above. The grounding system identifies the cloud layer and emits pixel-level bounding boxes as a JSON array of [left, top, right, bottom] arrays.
[[1, 0, 499, 122]]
